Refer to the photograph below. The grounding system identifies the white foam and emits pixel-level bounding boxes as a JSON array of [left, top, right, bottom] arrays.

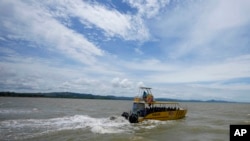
[[0, 115, 168, 140], [130, 119, 169, 131], [0, 108, 39, 114], [0, 115, 132, 140]]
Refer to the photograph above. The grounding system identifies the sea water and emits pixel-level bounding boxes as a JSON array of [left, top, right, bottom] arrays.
[[0, 97, 249, 141]]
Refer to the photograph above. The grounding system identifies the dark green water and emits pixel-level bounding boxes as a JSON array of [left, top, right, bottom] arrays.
[[0, 97, 249, 141]]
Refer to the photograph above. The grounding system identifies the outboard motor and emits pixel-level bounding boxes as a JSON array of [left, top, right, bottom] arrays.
[[121, 112, 129, 119], [129, 113, 138, 123]]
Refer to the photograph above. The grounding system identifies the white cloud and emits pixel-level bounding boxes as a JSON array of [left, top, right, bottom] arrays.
[[0, 53, 141, 95], [190, 82, 250, 91], [65, 1, 131, 37], [124, 58, 178, 72], [0, 0, 249, 102], [120, 79, 132, 88], [152, 0, 250, 59], [41, 0, 150, 41], [111, 77, 132, 88], [203, 0, 250, 31], [125, 0, 170, 18], [117, 54, 250, 86], [134, 47, 144, 55], [111, 77, 121, 87], [145, 55, 250, 83], [111, 77, 145, 89], [0, 55, 110, 93], [186, 0, 250, 49], [0, 0, 104, 65], [136, 81, 145, 87]]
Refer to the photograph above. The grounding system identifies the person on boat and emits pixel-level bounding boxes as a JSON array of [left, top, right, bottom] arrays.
[[146, 94, 154, 107], [143, 91, 147, 101]]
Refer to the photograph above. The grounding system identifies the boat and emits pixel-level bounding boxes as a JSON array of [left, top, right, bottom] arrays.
[[122, 87, 187, 123]]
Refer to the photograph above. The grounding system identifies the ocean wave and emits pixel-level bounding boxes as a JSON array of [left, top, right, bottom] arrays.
[[0, 115, 167, 140], [0, 108, 38, 114]]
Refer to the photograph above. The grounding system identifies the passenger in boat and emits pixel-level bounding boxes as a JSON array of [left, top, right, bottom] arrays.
[[144, 105, 182, 116], [143, 91, 147, 101]]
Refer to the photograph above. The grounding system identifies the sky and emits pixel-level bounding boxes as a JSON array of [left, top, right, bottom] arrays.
[[0, 0, 250, 102]]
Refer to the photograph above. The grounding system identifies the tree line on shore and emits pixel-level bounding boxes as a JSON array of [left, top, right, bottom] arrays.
[[0, 91, 233, 103], [0, 91, 133, 100]]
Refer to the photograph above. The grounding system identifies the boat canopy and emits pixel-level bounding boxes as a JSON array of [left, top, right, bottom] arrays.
[[138, 87, 154, 104], [135, 87, 182, 106]]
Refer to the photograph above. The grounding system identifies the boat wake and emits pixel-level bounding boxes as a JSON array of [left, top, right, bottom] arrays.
[[0, 115, 168, 140]]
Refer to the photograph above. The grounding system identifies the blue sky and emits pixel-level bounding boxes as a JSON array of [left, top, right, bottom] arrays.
[[0, 0, 250, 102]]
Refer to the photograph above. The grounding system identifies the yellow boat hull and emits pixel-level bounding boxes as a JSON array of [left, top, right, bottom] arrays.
[[138, 109, 187, 122]]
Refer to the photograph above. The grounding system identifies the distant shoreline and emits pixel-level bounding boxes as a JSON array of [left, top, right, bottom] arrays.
[[0, 91, 243, 103]]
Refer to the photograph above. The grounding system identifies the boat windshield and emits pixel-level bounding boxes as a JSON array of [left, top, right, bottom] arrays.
[[132, 102, 145, 113]]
